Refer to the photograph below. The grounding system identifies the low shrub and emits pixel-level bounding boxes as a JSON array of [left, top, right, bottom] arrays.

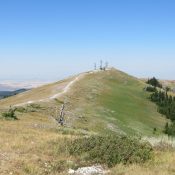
[[29, 103, 41, 109], [16, 107, 27, 113], [2, 108, 18, 120], [68, 135, 153, 167]]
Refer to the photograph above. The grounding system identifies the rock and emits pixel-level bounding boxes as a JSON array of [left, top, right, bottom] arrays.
[[68, 165, 106, 175], [68, 169, 75, 174]]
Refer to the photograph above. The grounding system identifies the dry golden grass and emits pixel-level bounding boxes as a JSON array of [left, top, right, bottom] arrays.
[[1, 109, 175, 175], [0, 111, 75, 175], [110, 151, 175, 175]]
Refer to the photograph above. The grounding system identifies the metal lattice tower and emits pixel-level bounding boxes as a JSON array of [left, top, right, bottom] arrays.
[[100, 60, 103, 70]]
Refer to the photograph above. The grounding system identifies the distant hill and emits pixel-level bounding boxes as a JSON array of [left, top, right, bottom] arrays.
[[141, 78, 175, 93], [160, 80, 175, 92], [0, 89, 29, 99]]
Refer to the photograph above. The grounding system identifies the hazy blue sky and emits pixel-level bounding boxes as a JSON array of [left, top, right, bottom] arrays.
[[0, 0, 175, 81]]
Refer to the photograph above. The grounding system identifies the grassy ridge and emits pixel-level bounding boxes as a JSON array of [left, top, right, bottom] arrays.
[[65, 69, 166, 135], [0, 68, 167, 135]]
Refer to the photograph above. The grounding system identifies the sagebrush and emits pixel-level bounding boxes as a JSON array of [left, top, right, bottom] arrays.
[[68, 135, 153, 167]]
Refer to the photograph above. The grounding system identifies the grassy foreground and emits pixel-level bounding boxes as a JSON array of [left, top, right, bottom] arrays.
[[0, 112, 175, 175]]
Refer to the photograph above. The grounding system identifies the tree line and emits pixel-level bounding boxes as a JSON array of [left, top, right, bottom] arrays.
[[146, 77, 175, 136]]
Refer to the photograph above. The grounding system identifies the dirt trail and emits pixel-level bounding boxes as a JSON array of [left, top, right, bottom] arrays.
[[14, 72, 87, 106], [49, 73, 84, 99]]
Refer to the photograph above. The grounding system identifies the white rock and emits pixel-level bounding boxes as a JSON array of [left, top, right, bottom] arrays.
[[68, 165, 105, 175], [68, 169, 75, 174]]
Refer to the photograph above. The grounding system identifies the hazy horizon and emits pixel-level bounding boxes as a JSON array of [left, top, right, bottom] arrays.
[[1, 0, 175, 81]]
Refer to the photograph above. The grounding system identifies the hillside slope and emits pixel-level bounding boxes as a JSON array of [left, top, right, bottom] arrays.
[[62, 68, 166, 135], [0, 75, 80, 107], [0, 68, 166, 135]]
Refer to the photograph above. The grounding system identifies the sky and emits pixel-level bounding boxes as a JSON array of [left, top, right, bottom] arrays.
[[0, 0, 175, 81]]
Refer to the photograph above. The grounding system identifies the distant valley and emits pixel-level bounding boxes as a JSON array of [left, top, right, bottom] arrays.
[[0, 80, 50, 99], [0, 80, 50, 91]]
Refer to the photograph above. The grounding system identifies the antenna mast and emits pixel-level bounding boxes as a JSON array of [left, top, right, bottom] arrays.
[[100, 60, 103, 70]]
